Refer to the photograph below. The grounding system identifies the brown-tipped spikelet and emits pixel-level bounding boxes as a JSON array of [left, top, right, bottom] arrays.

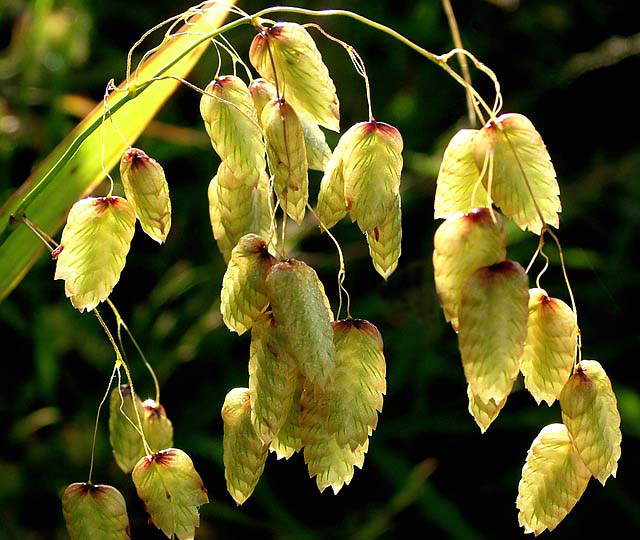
[[434, 129, 489, 218], [249, 22, 340, 131], [366, 196, 402, 280], [119, 147, 171, 243], [342, 121, 403, 234], [560, 360, 622, 485], [472, 113, 560, 234], [521, 288, 578, 406], [269, 378, 304, 459], [220, 234, 275, 335], [141, 399, 174, 454], [249, 312, 300, 444], [467, 384, 507, 434], [54, 196, 135, 312], [517, 424, 591, 535], [433, 209, 507, 331], [262, 98, 309, 223], [328, 319, 386, 450], [132, 449, 208, 540], [250, 78, 331, 171], [62, 483, 130, 540], [108, 384, 146, 474], [266, 260, 335, 390], [458, 260, 529, 404], [200, 75, 265, 186], [301, 383, 369, 494], [221, 388, 268, 505]]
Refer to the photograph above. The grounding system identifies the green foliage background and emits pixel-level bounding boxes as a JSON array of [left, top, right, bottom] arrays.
[[1, 0, 638, 538]]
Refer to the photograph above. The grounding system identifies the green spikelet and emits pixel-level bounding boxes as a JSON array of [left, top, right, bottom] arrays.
[[301, 383, 369, 494], [342, 121, 403, 233], [266, 259, 335, 390], [262, 98, 309, 223], [108, 384, 146, 474], [207, 174, 234, 261], [249, 22, 340, 131], [249, 312, 300, 444], [142, 399, 174, 454], [119, 147, 171, 244], [366, 195, 402, 280], [62, 483, 130, 540], [54, 196, 136, 312], [132, 449, 208, 540], [200, 75, 265, 186], [328, 319, 386, 450], [269, 378, 304, 459], [220, 234, 275, 335], [221, 388, 268, 505], [433, 208, 506, 331]]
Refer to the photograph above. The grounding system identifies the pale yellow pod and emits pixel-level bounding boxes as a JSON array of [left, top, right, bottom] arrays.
[[221, 388, 268, 505], [467, 384, 507, 433], [262, 98, 309, 223], [327, 319, 386, 450], [316, 134, 349, 230], [473, 113, 561, 234], [120, 147, 171, 243], [458, 260, 529, 404], [249, 312, 300, 444], [433, 209, 507, 331], [269, 378, 304, 459], [517, 423, 591, 535], [207, 174, 234, 261], [434, 129, 489, 218], [301, 384, 369, 494], [249, 22, 340, 131], [560, 360, 622, 485], [266, 260, 335, 390], [132, 449, 209, 540], [521, 288, 578, 406], [220, 234, 275, 335], [142, 399, 174, 454], [62, 483, 130, 540], [366, 195, 402, 280], [108, 384, 146, 473], [200, 75, 265, 186], [54, 196, 135, 312], [250, 78, 331, 171], [342, 121, 403, 233]]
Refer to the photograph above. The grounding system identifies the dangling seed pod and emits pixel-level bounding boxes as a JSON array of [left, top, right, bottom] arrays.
[[200, 75, 266, 186], [132, 449, 208, 540], [54, 196, 136, 312], [269, 377, 304, 459], [220, 234, 275, 335], [249, 22, 340, 131], [141, 399, 174, 454], [108, 384, 146, 474], [62, 483, 130, 540], [119, 147, 171, 244], [207, 174, 234, 260], [221, 388, 268, 505], [262, 98, 309, 223]]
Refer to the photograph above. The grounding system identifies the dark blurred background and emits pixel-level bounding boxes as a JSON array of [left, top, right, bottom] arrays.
[[1, 0, 639, 538]]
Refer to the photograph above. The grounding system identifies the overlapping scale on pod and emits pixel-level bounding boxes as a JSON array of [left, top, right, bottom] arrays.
[[132, 449, 208, 540], [249, 312, 300, 444], [262, 98, 309, 223], [560, 360, 622, 485], [269, 378, 304, 460], [433, 208, 507, 332], [221, 388, 268, 505], [472, 113, 560, 235], [62, 483, 130, 540], [54, 196, 135, 312], [366, 196, 402, 280], [249, 22, 340, 131], [458, 260, 529, 404], [467, 384, 507, 433], [249, 78, 331, 171], [119, 147, 171, 243], [517, 423, 591, 535], [520, 288, 577, 406], [199, 74, 265, 186], [434, 128, 489, 218], [266, 259, 335, 390], [220, 234, 275, 335]]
